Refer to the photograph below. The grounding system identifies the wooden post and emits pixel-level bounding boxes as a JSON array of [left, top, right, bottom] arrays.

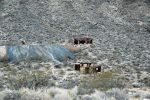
[[85, 66, 90, 74], [75, 64, 80, 71]]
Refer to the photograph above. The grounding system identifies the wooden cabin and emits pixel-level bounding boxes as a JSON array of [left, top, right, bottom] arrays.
[[74, 37, 93, 45]]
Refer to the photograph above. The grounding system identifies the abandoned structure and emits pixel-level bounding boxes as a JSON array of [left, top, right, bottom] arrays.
[[74, 62, 101, 73], [74, 63, 80, 71], [75, 62, 92, 71], [74, 37, 93, 45]]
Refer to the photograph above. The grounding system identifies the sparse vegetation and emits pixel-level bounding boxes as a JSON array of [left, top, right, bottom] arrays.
[[78, 70, 125, 93], [5, 69, 54, 90], [142, 77, 150, 87], [0, 87, 128, 100]]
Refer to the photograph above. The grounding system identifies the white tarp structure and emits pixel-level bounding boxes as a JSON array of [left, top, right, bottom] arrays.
[[0, 44, 75, 65]]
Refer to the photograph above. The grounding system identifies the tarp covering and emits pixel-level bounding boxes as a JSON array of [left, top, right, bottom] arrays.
[[6, 44, 75, 65]]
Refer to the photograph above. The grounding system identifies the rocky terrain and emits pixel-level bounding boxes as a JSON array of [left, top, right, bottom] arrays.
[[0, 0, 150, 69], [0, 0, 150, 100]]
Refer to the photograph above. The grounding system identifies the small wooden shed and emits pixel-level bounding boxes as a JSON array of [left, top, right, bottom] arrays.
[[75, 62, 92, 71]]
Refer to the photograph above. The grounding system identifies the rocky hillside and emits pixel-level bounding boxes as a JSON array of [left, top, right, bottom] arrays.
[[0, 0, 150, 69]]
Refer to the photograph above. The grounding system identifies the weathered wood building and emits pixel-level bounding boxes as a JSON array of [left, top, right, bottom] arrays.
[[74, 62, 102, 73]]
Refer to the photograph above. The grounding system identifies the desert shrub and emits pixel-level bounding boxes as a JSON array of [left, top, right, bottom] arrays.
[[0, 0, 4, 11], [0, 87, 76, 100], [106, 88, 128, 100], [6, 70, 54, 90], [80, 88, 128, 100], [0, 78, 5, 91], [3, 92, 21, 100], [123, 0, 136, 4], [0, 63, 17, 76], [19, 0, 29, 5], [78, 70, 125, 93], [0, 87, 129, 100], [143, 93, 150, 99], [77, 85, 94, 95], [142, 76, 150, 87]]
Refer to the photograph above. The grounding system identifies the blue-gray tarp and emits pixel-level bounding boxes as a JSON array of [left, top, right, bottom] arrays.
[[6, 44, 75, 65]]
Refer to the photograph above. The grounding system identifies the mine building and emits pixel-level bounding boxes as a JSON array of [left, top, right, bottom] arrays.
[[74, 37, 93, 45], [74, 62, 101, 73], [74, 62, 92, 71]]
